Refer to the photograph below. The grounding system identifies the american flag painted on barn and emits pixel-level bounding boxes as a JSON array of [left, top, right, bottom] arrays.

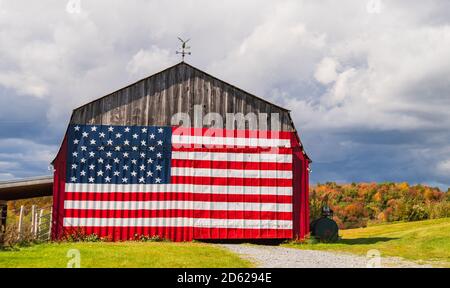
[[52, 124, 301, 241]]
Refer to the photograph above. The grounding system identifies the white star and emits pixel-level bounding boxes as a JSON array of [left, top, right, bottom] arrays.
[[113, 158, 120, 163], [149, 146, 155, 151], [147, 158, 153, 164], [89, 151, 95, 157], [141, 128, 147, 133], [108, 126, 114, 132], [105, 164, 112, 170], [132, 134, 139, 139], [107, 139, 113, 145], [80, 158, 86, 163], [149, 134, 155, 139], [157, 153, 162, 158], [98, 146, 105, 151], [80, 170, 86, 176], [158, 128, 163, 133], [115, 133, 122, 139], [89, 164, 95, 170], [106, 151, 112, 157], [90, 139, 96, 145], [141, 140, 146, 146], [155, 177, 161, 183], [131, 159, 137, 164], [91, 126, 97, 132], [122, 177, 128, 183], [71, 164, 78, 169], [132, 146, 138, 151], [71, 176, 77, 182], [140, 152, 146, 158], [115, 146, 121, 151], [104, 176, 111, 183], [156, 165, 162, 171], [131, 171, 137, 177], [88, 177, 95, 183], [74, 126, 80, 131], [147, 171, 153, 177], [124, 127, 130, 132], [139, 164, 146, 171], [139, 177, 145, 183], [113, 171, 120, 176], [97, 158, 104, 164], [81, 146, 87, 151], [97, 170, 104, 176], [123, 140, 130, 146], [82, 132, 89, 138], [99, 132, 106, 138], [73, 139, 80, 144], [157, 140, 163, 146], [72, 152, 78, 157], [123, 165, 129, 171], [123, 152, 129, 158]]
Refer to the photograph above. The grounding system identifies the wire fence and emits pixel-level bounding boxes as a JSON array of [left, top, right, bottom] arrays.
[[1, 204, 52, 247]]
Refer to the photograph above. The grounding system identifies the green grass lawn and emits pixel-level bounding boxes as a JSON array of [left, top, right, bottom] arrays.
[[0, 242, 253, 268], [284, 218, 450, 267]]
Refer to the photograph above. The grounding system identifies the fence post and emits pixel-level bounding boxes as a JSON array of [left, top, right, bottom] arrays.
[[17, 205, 24, 241], [0, 200, 7, 246], [30, 205, 35, 237], [48, 207, 53, 241]]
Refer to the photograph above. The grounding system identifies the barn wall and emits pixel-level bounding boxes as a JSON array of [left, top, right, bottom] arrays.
[[53, 62, 310, 241], [70, 63, 294, 132]]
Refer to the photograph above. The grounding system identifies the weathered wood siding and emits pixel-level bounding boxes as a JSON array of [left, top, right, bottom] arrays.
[[70, 63, 294, 132]]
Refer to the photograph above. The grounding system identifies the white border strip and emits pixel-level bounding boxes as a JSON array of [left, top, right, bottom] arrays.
[[64, 183, 293, 195], [172, 151, 292, 163], [64, 200, 292, 212], [63, 217, 292, 229]]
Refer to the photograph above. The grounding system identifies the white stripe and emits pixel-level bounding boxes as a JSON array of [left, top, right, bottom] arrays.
[[172, 151, 292, 163], [63, 217, 292, 229], [172, 135, 291, 148], [171, 167, 292, 179], [64, 200, 292, 212], [65, 183, 293, 195]]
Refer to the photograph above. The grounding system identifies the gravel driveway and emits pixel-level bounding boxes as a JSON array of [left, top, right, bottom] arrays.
[[220, 244, 431, 268]]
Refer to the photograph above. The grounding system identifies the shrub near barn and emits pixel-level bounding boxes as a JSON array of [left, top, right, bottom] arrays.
[[310, 182, 450, 229]]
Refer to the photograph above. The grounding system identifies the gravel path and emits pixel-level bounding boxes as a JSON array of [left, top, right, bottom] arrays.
[[220, 244, 432, 268]]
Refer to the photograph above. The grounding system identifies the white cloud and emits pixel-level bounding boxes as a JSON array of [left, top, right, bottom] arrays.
[[126, 46, 176, 78], [314, 57, 339, 85]]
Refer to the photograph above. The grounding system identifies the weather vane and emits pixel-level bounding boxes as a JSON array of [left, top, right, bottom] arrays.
[[176, 37, 191, 62]]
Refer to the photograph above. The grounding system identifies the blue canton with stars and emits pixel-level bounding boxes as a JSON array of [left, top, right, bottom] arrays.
[[66, 124, 172, 184]]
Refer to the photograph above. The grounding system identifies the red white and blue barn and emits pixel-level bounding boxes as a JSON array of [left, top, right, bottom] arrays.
[[51, 62, 311, 241]]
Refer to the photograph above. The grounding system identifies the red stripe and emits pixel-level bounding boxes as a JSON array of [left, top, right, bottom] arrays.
[[172, 127, 293, 139], [171, 176, 292, 187], [65, 192, 292, 203], [64, 209, 292, 220], [171, 146, 293, 154], [171, 159, 292, 171], [62, 227, 292, 241]]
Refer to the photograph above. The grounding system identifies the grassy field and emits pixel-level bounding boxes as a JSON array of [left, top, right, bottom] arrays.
[[285, 218, 450, 267], [0, 242, 253, 268]]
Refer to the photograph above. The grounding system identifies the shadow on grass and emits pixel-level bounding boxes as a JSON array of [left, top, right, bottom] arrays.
[[338, 237, 398, 245]]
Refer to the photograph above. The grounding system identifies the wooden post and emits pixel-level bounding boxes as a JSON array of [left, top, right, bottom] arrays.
[[48, 207, 52, 241], [38, 209, 44, 240], [30, 205, 36, 238], [17, 205, 24, 241], [0, 200, 7, 246]]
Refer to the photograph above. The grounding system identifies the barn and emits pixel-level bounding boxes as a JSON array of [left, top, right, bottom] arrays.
[[51, 62, 311, 242]]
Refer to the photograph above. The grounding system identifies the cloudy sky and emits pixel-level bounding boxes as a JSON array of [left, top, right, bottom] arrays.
[[0, 0, 449, 190]]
